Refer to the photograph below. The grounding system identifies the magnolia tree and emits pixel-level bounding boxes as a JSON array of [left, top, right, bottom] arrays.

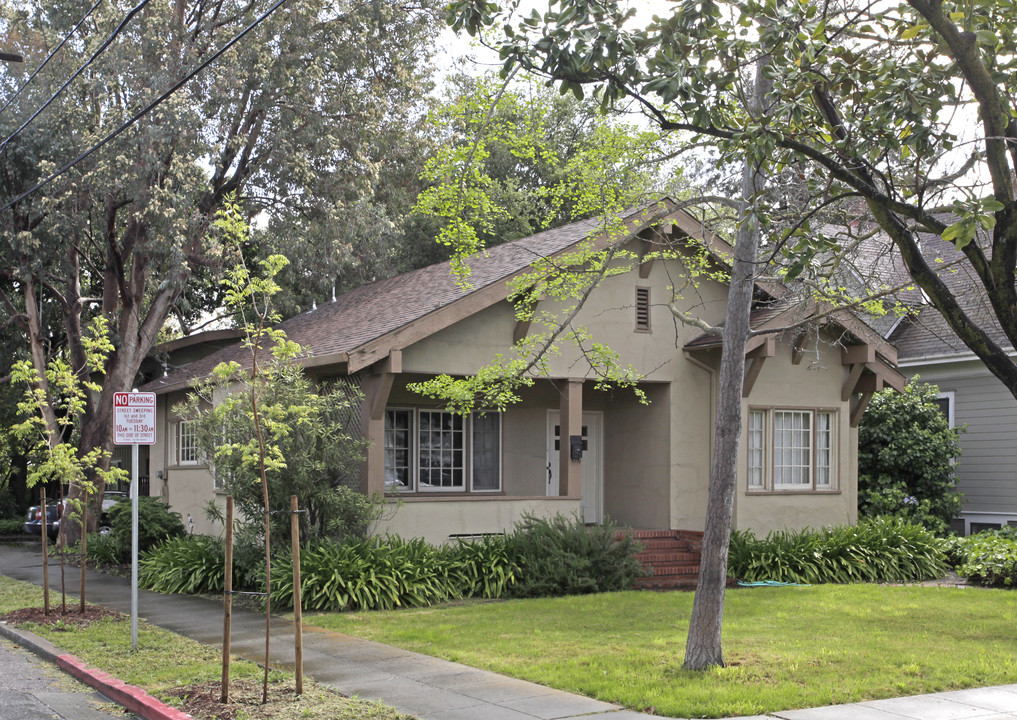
[[0, 0, 440, 544], [443, 0, 1017, 669]]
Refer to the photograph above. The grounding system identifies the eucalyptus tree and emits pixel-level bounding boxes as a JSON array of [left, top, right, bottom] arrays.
[[446, 0, 1017, 669], [0, 0, 441, 544]]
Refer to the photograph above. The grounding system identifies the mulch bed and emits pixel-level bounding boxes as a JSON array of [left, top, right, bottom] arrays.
[[1, 605, 126, 630], [167, 680, 336, 720]]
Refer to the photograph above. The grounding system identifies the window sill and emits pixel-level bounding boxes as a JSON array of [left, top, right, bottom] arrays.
[[167, 464, 209, 470], [385, 494, 579, 502], [745, 489, 841, 496]]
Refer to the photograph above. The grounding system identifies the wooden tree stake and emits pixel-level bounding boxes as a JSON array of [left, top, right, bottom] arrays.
[[290, 495, 303, 695], [79, 498, 87, 614], [221, 496, 234, 704], [41, 490, 49, 616]]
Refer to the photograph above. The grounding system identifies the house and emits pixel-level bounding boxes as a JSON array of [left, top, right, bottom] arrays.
[[140, 200, 903, 543], [887, 233, 1017, 535]]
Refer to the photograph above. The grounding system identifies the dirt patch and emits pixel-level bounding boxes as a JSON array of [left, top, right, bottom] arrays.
[[168, 680, 378, 720], [1, 605, 126, 630]]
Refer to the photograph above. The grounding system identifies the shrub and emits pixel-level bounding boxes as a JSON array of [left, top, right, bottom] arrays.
[[858, 380, 963, 534], [106, 497, 186, 560], [506, 513, 643, 598], [140, 536, 227, 594], [85, 532, 122, 567], [948, 527, 1017, 587], [728, 517, 948, 584], [272, 537, 474, 611], [0, 517, 24, 534]]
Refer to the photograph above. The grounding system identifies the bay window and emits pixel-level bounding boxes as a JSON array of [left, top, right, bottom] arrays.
[[747, 408, 836, 492]]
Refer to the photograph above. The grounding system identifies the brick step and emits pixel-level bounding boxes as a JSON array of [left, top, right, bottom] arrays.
[[635, 551, 699, 564], [626, 529, 683, 539], [635, 576, 699, 590], [635, 538, 698, 551], [644, 563, 700, 577]]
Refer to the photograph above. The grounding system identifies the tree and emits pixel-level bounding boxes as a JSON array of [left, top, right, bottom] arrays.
[[858, 380, 963, 535], [396, 71, 671, 271], [0, 0, 441, 544], [446, 0, 1017, 669]]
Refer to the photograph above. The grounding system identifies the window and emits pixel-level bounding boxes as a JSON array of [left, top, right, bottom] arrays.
[[635, 287, 651, 331], [170, 420, 200, 466], [933, 391, 955, 428], [384, 409, 501, 493], [746, 408, 837, 492]]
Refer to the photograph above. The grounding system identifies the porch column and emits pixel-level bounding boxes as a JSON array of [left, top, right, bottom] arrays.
[[359, 351, 401, 496], [558, 378, 583, 497]]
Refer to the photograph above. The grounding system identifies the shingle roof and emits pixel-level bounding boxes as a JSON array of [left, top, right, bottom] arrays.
[[889, 233, 1012, 361], [142, 205, 671, 393]]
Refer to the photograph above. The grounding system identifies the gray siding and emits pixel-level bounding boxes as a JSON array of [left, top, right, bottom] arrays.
[[901, 363, 1017, 518]]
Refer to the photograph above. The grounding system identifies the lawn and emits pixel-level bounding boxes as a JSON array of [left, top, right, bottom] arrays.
[[0, 575, 408, 720], [304, 584, 1017, 718]]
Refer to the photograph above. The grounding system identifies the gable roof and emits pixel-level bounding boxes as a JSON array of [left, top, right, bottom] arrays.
[[143, 201, 688, 394]]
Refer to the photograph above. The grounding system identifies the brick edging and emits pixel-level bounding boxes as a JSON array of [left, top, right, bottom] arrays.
[[0, 621, 193, 720]]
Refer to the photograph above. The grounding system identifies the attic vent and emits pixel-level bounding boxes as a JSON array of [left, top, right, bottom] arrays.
[[635, 287, 651, 332]]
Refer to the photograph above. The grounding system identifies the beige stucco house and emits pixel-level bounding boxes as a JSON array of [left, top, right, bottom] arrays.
[[141, 200, 903, 543]]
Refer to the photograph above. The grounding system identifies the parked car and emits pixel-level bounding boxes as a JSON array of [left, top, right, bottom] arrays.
[[100, 490, 129, 528], [24, 500, 64, 539]]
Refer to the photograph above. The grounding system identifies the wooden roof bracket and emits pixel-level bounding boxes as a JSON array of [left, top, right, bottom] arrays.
[[363, 350, 402, 421], [742, 336, 775, 398], [638, 234, 655, 279], [790, 331, 807, 365]]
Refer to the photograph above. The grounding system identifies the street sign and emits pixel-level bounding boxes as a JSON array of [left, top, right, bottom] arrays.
[[113, 392, 156, 445]]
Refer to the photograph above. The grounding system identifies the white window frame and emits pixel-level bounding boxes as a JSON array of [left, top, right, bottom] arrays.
[[383, 409, 502, 494], [747, 407, 838, 493], [935, 391, 955, 429], [169, 420, 200, 467]]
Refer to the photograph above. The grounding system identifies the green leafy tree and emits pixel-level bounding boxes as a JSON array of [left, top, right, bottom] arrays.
[[0, 0, 440, 545], [858, 381, 963, 535], [446, 0, 1017, 669]]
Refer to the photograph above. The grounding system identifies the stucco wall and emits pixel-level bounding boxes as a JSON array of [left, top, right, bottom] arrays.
[[732, 335, 859, 534], [375, 497, 582, 545]]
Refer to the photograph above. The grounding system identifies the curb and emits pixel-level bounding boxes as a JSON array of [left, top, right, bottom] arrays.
[[0, 621, 193, 720]]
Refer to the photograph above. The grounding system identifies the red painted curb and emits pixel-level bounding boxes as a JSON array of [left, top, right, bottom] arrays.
[[56, 654, 193, 720]]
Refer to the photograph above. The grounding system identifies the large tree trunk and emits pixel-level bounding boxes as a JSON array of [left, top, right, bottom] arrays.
[[684, 55, 771, 671]]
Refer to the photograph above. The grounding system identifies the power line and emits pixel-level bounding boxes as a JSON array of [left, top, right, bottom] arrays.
[[0, 0, 150, 155], [0, 0, 104, 117], [1, 0, 291, 214]]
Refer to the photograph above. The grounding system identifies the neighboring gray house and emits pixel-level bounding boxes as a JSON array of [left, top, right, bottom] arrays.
[[885, 234, 1017, 535]]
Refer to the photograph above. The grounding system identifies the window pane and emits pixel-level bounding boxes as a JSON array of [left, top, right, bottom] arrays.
[[385, 410, 412, 490], [472, 413, 501, 491], [774, 410, 811, 487], [418, 411, 465, 489], [747, 410, 765, 488], [179, 421, 199, 464], [816, 411, 833, 487]]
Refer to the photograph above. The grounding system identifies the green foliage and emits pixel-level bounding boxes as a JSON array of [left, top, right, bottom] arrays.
[[728, 518, 948, 584], [105, 498, 185, 561], [858, 381, 963, 534], [140, 536, 227, 595], [506, 513, 644, 598], [945, 527, 1017, 588], [0, 517, 24, 534], [271, 535, 518, 611], [83, 532, 122, 567]]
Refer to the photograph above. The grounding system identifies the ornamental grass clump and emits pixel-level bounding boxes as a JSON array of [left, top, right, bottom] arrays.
[[271, 534, 519, 611], [139, 536, 227, 595], [947, 526, 1017, 587], [728, 517, 947, 584], [506, 513, 643, 598]]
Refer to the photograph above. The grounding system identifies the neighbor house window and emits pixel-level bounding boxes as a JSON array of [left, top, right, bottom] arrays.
[[747, 408, 837, 492], [169, 420, 200, 466], [384, 409, 501, 493]]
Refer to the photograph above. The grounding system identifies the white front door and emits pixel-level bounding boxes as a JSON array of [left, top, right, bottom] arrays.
[[547, 412, 603, 524]]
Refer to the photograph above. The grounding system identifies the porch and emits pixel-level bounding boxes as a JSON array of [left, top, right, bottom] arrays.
[[361, 372, 673, 543]]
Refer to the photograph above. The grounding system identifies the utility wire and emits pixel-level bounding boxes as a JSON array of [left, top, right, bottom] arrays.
[[0, 0, 105, 117], [0, 0, 149, 155], [1, 0, 290, 214]]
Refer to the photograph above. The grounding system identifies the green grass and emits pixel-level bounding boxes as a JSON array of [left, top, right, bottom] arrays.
[[304, 585, 1017, 718], [0, 575, 407, 720]]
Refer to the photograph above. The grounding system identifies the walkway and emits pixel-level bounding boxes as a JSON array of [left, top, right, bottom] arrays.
[[1, 544, 1015, 720]]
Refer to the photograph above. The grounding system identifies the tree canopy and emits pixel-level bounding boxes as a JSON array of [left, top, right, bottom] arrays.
[[449, 0, 1017, 399], [0, 0, 441, 541]]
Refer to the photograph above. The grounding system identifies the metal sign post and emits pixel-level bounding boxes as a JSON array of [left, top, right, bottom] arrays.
[[113, 390, 156, 652]]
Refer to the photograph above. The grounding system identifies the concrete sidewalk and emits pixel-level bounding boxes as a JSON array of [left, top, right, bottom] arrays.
[[1, 543, 1015, 720]]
